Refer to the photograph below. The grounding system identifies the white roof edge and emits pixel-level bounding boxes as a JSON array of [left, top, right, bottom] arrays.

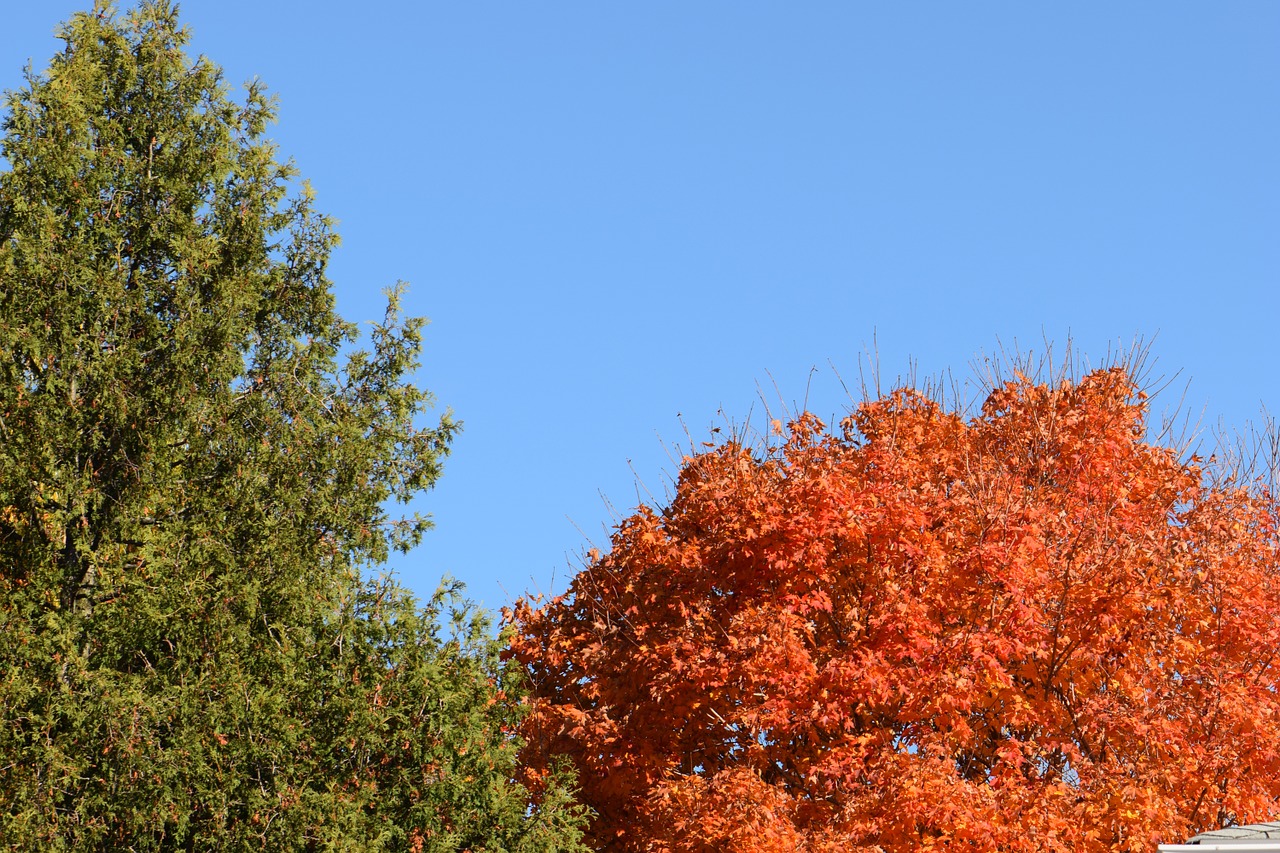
[[1159, 846, 1280, 851]]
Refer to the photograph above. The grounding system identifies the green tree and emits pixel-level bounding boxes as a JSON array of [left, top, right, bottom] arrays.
[[0, 2, 588, 849]]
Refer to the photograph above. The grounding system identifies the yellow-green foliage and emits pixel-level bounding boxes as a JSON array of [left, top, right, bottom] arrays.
[[0, 3, 588, 849]]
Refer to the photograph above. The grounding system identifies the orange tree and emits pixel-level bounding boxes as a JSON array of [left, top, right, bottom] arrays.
[[507, 366, 1280, 852]]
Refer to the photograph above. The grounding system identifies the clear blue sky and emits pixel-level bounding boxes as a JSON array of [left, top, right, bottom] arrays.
[[4, 3, 1278, 614]]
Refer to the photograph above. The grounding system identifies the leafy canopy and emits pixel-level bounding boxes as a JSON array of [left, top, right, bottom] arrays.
[[510, 364, 1280, 852], [0, 2, 587, 849]]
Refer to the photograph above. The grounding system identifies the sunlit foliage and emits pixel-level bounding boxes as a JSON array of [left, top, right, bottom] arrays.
[[0, 3, 587, 849], [511, 365, 1280, 852]]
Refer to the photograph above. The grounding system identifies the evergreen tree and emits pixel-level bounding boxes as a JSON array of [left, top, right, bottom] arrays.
[[0, 2, 588, 849]]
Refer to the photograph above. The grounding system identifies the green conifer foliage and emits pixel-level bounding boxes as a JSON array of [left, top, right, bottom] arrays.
[[0, 3, 588, 849]]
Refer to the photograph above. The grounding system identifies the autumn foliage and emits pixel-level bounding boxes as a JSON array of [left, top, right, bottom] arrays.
[[508, 367, 1280, 851]]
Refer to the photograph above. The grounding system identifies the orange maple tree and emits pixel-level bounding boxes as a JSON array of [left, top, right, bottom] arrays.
[[507, 366, 1280, 852]]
